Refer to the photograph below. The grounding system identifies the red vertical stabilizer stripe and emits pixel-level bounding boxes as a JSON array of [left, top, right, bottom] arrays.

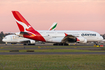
[[64, 33, 68, 36], [12, 11, 31, 26]]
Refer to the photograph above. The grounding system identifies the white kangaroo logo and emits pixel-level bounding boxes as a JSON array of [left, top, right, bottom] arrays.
[[16, 19, 31, 32]]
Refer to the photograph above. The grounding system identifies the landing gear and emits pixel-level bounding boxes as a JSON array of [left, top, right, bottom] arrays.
[[53, 43, 68, 46], [94, 42, 99, 45], [23, 43, 27, 45], [28, 44, 35, 45], [5, 42, 7, 45], [23, 43, 35, 45]]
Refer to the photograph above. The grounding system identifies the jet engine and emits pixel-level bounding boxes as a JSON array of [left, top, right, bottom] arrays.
[[29, 40, 35, 44], [24, 40, 35, 45], [77, 37, 87, 43]]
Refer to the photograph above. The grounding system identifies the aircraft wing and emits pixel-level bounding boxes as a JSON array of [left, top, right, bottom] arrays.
[[61, 34, 77, 43], [62, 33, 88, 43], [20, 32, 31, 35]]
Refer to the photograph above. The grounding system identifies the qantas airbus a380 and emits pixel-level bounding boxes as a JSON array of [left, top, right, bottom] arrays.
[[2, 22, 57, 45], [11, 11, 103, 45]]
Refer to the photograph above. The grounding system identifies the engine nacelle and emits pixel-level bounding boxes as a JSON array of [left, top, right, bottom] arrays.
[[77, 37, 87, 43], [30, 40, 35, 44]]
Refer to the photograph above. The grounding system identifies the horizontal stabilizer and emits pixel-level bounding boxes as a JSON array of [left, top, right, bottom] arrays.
[[20, 32, 31, 35]]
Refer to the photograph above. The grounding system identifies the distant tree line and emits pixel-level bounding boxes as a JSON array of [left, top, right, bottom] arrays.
[[0, 31, 5, 43]]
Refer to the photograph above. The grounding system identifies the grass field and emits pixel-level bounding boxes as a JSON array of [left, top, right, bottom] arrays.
[[0, 55, 105, 70], [0, 45, 105, 70]]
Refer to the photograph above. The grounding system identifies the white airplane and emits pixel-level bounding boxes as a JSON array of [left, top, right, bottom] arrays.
[[2, 22, 57, 45], [11, 11, 103, 45]]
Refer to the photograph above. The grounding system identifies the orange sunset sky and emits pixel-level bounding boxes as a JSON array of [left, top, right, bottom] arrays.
[[0, 0, 105, 34]]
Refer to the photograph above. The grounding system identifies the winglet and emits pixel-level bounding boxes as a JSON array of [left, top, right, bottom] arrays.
[[64, 33, 68, 36], [76, 38, 80, 41]]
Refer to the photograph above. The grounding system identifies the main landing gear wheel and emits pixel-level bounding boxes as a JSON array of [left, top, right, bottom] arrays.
[[53, 43, 68, 46], [23, 44, 35, 45]]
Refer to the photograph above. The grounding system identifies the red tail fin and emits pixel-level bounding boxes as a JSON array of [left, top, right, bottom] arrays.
[[12, 11, 46, 42], [12, 11, 34, 32]]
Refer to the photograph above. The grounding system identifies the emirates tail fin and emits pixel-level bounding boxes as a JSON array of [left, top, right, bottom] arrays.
[[49, 22, 57, 31]]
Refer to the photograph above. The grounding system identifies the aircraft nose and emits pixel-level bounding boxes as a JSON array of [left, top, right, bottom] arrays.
[[2, 38, 6, 42], [2, 39, 4, 42], [100, 36, 103, 40]]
